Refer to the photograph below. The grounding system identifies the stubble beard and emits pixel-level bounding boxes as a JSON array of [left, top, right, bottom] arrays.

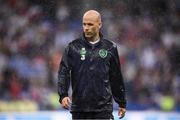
[[85, 32, 99, 42]]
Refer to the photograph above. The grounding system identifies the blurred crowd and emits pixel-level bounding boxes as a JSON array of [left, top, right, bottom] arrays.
[[0, 0, 180, 111]]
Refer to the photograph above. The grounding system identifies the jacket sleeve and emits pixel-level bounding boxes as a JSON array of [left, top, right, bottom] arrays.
[[58, 45, 71, 103], [109, 45, 126, 108]]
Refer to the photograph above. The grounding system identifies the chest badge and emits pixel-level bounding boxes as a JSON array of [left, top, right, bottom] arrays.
[[80, 48, 86, 60], [99, 49, 108, 58]]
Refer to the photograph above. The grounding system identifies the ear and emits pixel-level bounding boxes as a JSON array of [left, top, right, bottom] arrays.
[[99, 22, 102, 29]]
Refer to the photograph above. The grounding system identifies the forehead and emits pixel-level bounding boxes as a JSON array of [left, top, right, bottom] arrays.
[[83, 18, 97, 24]]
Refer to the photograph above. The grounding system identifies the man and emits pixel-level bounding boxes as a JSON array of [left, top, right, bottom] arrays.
[[58, 10, 126, 119]]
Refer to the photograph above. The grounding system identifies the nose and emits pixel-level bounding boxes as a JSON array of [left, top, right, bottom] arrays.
[[84, 26, 89, 32], [83, 25, 89, 31]]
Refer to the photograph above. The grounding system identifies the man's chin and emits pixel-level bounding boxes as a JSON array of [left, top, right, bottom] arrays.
[[85, 35, 92, 38]]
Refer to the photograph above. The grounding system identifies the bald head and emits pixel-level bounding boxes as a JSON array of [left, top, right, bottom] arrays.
[[82, 10, 102, 41], [83, 10, 102, 24]]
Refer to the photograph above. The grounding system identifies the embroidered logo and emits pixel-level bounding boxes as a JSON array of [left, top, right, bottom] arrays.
[[80, 48, 86, 60], [99, 49, 108, 58]]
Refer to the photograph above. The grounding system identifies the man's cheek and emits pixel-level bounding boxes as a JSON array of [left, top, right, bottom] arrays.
[[92, 27, 97, 32]]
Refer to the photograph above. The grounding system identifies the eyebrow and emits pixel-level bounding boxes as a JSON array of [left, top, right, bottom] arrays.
[[83, 22, 94, 25]]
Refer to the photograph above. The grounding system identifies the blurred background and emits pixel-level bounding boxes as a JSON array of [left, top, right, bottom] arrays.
[[0, 0, 180, 117]]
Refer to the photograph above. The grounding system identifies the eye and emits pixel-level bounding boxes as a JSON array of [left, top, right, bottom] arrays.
[[87, 23, 93, 26]]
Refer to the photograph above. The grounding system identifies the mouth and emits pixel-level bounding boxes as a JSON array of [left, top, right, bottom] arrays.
[[85, 32, 92, 35]]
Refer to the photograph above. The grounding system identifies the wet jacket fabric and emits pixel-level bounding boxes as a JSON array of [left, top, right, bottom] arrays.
[[58, 33, 126, 112]]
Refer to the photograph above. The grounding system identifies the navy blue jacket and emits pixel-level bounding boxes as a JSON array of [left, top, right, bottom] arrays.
[[58, 33, 126, 112]]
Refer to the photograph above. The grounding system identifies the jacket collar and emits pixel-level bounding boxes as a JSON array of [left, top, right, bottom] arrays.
[[82, 32, 103, 48]]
